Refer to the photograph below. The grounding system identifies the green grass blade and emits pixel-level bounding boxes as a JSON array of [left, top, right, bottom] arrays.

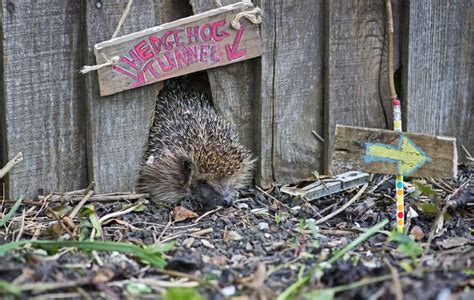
[[277, 219, 389, 300], [0, 196, 24, 227], [0, 240, 169, 268]]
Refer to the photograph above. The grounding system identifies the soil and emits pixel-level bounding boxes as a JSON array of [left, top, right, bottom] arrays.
[[0, 167, 472, 300]]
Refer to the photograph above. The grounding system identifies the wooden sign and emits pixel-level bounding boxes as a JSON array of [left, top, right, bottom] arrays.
[[331, 125, 457, 178], [94, 2, 263, 96]]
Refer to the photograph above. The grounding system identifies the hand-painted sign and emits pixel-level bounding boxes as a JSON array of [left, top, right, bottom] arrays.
[[93, 2, 263, 96], [330, 125, 457, 178], [364, 136, 432, 176]]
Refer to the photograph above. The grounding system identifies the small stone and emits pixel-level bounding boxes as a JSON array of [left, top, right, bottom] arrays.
[[237, 203, 249, 209], [245, 242, 253, 251], [221, 285, 236, 297], [201, 239, 215, 249], [258, 222, 269, 231]]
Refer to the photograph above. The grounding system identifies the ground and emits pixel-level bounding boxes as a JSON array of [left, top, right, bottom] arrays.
[[0, 167, 472, 300]]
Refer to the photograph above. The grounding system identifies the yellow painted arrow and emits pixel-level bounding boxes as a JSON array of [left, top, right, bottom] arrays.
[[364, 136, 432, 176]]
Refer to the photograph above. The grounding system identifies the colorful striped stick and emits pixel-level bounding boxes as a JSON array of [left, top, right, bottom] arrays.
[[393, 99, 404, 232]]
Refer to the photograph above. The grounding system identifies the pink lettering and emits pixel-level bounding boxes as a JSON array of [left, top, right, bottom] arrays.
[[157, 52, 176, 72], [184, 46, 198, 63], [212, 19, 229, 42], [143, 60, 159, 78], [120, 50, 143, 70], [113, 65, 145, 87], [173, 29, 185, 47], [149, 35, 162, 55], [210, 45, 220, 63], [186, 26, 200, 44], [134, 40, 153, 61], [162, 31, 174, 50], [174, 49, 189, 68], [200, 24, 212, 42], [200, 44, 209, 63]]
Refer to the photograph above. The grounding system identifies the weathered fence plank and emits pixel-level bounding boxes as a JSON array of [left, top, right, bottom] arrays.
[[402, 0, 473, 162], [189, 0, 259, 165], [324, 0, 396, 174], [268, 0, 324, 184], [1, 0, 87, 198], [84, 0, 157, 193]]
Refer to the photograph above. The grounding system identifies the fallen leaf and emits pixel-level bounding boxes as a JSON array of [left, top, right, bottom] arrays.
[[410, 225, 424, 240], [173, 206, 198, 222], [437, 237, 469, 249], [210, 255, 228, 266], [224, 230, 243, 242], [91, 268, 115, 285]]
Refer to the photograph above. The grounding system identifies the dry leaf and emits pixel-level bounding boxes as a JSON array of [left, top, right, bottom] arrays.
[[173, 206, 198, 222], [410, 225, 425, 240], [224, 230, 243, 242], [91, 268, 115, 285], [210, 255, 228, 266]]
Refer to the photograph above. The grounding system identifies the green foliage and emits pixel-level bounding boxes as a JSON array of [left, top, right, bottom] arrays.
[[0, 240, 173, 268], [388, 231, 422, 260], [163, 288, 204, 300], [80, 204, 102, 239], [0, 196, 24, 227], [0, 280, 21, 298], [278, 219, 389, 300], [126, 283, 152, 296], [303, 289, 335, 300]]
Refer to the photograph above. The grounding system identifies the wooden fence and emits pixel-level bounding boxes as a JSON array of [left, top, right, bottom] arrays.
[[1, 0, 472, 199]]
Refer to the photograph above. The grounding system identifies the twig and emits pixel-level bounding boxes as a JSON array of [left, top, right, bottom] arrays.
[[461, 145, 473, 161], [315, 183, 368, 225], [64, 181, 96, 196], [68, 190, 94, 219], [0, 152, 23, 179], [15, 208, 26, 242], [157, 213, 173, 242], [255, 186, 290, 209], [311, 130, 324, 143], [423, 181, 469, 255], [385, 0, 396, 100], [384, 258, 403, 300], [194, 206, 223, 223]]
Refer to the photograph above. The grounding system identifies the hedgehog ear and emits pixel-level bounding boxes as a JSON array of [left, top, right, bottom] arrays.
[[179, 157, 192, 183]]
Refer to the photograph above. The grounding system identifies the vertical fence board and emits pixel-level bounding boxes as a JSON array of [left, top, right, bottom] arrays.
[[402, 0, 473, 162], [1, 0, 87, 198], [324, 0, 390, 173], [84, 0, 157, 193], [189, 0, 258, 156], [270, 0, 324, 183]]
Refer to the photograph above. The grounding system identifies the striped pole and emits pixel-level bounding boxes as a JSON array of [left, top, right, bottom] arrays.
[[393, 99, 404, 232]]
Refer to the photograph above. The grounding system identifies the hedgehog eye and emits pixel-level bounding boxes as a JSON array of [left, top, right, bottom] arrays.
[[197, 179, 207, 185]]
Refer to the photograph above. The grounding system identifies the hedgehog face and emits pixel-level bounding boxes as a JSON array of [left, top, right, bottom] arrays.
[[180, 157, 235, 210]]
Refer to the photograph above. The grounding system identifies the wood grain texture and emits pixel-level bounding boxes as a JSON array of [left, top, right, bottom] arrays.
[[402, 0, 473, 162], [324, 0, 391, 174], [270, 0, 324, 184], [1, 0, 87, 198], [331, 125, 457, 178], [189, 0, 259, 163], [96, 1, 263, 96], [84, 0, 157, 193]]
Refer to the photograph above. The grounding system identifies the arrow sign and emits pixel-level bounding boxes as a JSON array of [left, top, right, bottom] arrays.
[[330, 125, 457, 178], [225, 26, 246, 60], [364, 136, 432, 176], [92, 1, 263, 96]]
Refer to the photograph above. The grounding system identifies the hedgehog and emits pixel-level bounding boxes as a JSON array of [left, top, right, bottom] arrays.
[[137, 79, 254, 211]]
